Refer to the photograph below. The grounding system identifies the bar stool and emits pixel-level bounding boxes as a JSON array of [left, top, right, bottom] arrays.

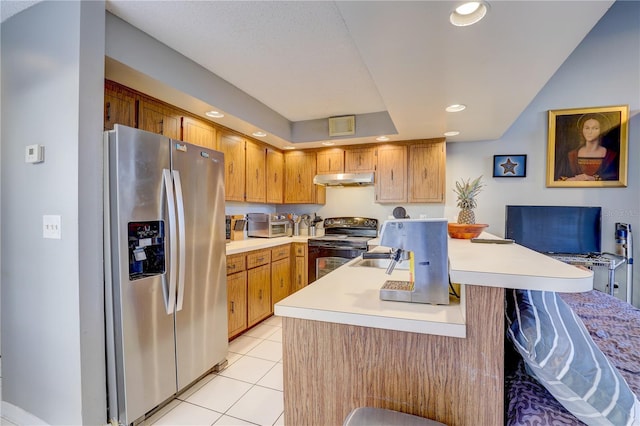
[[343, 407, 446, 426]]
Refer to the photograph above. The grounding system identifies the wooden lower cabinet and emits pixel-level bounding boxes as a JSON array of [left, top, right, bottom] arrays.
[[247, 264, 271, 327], [227, 244, 308, 338], [226, 253, 247, 339], [271, 258, 291, 306], [227, 271, 247, 339], [292, 243, 308, 292]]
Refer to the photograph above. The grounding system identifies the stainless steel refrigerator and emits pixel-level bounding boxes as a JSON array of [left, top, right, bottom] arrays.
[[104, 125, 228, 425]]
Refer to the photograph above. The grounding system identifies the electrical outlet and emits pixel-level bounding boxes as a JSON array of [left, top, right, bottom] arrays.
[[43, 215, 61, 239]]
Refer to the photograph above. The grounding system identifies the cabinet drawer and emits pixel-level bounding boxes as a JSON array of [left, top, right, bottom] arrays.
[[247, 249, 271, 269], [226, 254, 246, 275], [271, 244, 290, 261], [294, 243, 307, 257]]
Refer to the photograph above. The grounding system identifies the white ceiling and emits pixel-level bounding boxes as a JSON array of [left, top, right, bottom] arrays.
[[3, 1, 614, 148]]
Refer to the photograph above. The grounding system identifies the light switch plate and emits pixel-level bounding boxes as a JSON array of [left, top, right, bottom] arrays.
[[43, 215, 61, 239]]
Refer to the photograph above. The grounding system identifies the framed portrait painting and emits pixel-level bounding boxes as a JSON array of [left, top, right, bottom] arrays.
[[546, 105, 628, 187], [493, 155, 526, 178]]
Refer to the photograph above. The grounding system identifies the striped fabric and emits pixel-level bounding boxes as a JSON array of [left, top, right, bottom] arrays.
[[506, 289, 640, 426]]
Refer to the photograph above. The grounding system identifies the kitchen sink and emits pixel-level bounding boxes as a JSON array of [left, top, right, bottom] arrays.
[[350, 258, 410, 270]]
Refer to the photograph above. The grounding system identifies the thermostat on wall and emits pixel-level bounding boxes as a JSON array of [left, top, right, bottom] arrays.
[[25, 144, 44, 164]]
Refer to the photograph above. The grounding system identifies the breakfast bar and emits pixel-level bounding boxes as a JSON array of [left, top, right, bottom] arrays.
[[274, 233, 593, 426]]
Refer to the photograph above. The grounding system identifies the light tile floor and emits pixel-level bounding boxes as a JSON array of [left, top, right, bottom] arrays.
[[145, 315, 285, 426]]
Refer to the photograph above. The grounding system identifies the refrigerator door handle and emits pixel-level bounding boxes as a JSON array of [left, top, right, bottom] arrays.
[[163, 169, 178, 315], [173, 170, 187, 312]]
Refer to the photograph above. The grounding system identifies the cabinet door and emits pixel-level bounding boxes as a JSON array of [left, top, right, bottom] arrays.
[[248, 264, 272, 327], [284, 151, 317, 204], [271, 257, 291, 305], [345, 147, 376, 173], [182, 117, 216, 149], [316, 149, 344, 173], [139, 100, 180, 139], [266, 149, 284, 204], [227, 271, 247, 339], [376, 145, 407, 203], [408, 142, 446, 203], [245, 141, 266, 203], [218, 132, 246, 202], [292, 243, 308, 292], [293, 255, 307, 292], [104, 82, 136, 130]]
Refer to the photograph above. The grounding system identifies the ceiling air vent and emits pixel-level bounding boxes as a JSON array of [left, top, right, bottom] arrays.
[[328, 115, 355, 137]]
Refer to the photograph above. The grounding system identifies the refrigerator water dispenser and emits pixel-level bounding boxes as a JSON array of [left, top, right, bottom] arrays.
[[128, 221, 165, 280]]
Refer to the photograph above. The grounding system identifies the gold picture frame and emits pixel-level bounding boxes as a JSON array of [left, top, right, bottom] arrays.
[[546, 105, 628, 187]]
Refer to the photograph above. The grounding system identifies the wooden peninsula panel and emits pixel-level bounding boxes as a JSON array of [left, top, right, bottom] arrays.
[[281, 285, 504, 426]]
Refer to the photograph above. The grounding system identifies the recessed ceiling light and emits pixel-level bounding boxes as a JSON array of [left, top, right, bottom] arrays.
[[283, 146, 296, 150], [205, 110, 224, 118], [445, 104, 466, 113], [376, 136, 390, 142], [252, 131, 267, 137], [450, 2, 488, 27], [444, 131, 460, 137], [321, 141, 335, 146]]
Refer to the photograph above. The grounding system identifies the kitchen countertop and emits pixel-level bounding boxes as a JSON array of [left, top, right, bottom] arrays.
[[274, 232, 593, 338], [225, 235, 312, 255]]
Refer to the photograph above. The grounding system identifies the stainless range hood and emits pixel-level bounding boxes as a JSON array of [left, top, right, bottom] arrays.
[[313, 172, 375, 186]]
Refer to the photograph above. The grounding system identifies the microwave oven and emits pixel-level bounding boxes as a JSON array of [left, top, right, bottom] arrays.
[[247, 213, 289, 238]]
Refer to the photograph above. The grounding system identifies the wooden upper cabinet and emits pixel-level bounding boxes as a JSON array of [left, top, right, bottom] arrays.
[[316, 149, 344, 174], [345, 147, 376, 173], [218, 131, 246, 202], [375, 145, 407, 203], [408, 142, 446, 203], [138, 99, 180, 139], [266, 149, 284, 204], [104, 81, 136, 130], [284, 151, 318, 204], [245, 140, 266, 203], [181, 117, 216, 149]]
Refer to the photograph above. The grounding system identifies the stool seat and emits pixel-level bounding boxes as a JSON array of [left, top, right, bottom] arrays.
[[343, 407, 446, 426]]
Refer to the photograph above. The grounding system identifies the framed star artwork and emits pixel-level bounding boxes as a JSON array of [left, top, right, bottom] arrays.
[[493, 154, 526, 178]]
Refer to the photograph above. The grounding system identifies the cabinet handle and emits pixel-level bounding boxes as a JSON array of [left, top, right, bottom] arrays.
[[280, 278, 284, 287], [298, 173, 301, 184], [159, 118, 164, 135], [106, 102, 111, 122], [358, 155, 362, 166], [259, 289, 263, 300], [257, 257, 264, 262], [230, 163, 234, 174], [231, 301, 235, 314], [229, 264, 236, 270], [274, 172, 277, 183], [391, 169, 394, 181], [298, 275, 301, 285], [423, 168, 427, 179]]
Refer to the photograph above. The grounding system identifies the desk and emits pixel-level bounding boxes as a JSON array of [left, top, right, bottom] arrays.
[[548, 253, 626, 299]]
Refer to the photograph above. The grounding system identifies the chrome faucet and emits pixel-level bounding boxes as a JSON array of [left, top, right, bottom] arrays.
[[378, 219, 450, 305]]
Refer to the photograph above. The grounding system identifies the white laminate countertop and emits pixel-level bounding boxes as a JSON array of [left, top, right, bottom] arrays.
[[225, 235, 311, 255], [275, 255, 467, 338], [274, 232, 594, 338]]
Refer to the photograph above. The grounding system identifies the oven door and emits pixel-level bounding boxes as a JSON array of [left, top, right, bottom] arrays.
[[308, 244, 365, 284]]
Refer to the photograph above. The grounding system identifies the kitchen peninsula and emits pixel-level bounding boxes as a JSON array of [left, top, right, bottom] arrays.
[[274, 233, 593, 426]]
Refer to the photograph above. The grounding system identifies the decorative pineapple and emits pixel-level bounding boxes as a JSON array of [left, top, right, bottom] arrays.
[[454, 176, 484, 224]]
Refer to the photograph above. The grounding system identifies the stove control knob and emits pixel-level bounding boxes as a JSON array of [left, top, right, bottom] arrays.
[[325, 219, 333, 226]]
